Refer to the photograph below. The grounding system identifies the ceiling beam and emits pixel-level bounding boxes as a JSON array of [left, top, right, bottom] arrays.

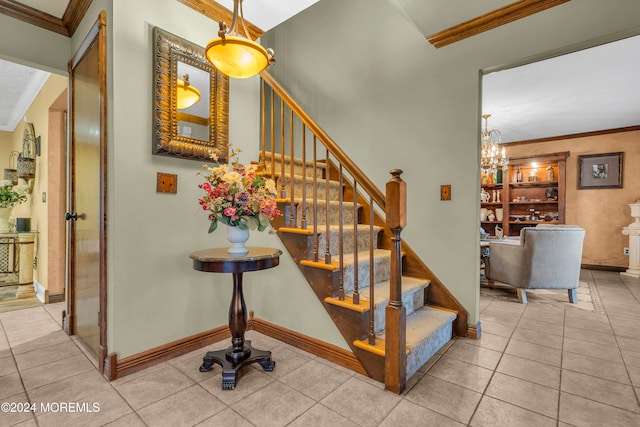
[[0, 0, 92, 37], [177, 0, 264, 40], [427, 0, 570, 49]]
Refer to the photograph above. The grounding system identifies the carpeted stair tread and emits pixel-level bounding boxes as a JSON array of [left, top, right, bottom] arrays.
[[277, 175, 342, 201], [310, 224, 384, 256], [333, 249, 392, 291], [379, 306, 456, 380], [344, 276, 430, 333], [261, 152, 326, 179], [294, 199, 360, 226], [262, 152, 328, 170]]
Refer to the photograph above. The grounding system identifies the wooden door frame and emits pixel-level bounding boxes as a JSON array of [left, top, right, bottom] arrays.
[[64, 10, 108, 374]]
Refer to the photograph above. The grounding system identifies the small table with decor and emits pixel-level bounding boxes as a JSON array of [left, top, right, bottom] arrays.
[[189, 246, 282, 390]]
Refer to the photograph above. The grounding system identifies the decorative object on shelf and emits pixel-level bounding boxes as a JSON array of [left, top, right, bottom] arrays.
[[197, 147, 279, 254], [17, 122, 37, 193], [621, 198, 640, 278], [496, 190, 501, 203], [205, 0, 275, 79], [3, 151, 19, 185], [480, 114, 509, 176], [15, 217, 30, 232], [487, 210, 495, 221], [578, 152, 623, 189], [0, 180, 27, 233], [496, 208, 503, 222], [546, 165, 555, 181], [480, 208, 488, 221], [545, 187, 558, 200], [481, 188, 490, 203], [495, 226, 503, 239]]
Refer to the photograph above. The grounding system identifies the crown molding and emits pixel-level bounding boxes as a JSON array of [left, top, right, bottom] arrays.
[[0, 0, 92, 37], [427, 0, 570, 49]]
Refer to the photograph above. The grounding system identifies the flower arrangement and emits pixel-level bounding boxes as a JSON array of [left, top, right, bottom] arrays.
[[198, 148, 279, 233], [0, 180, 27, 209]]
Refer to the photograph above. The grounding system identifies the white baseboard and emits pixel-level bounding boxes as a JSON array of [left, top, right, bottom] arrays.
[[34, 280, 46, 303]]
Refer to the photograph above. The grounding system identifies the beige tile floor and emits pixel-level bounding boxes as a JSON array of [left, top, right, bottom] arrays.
[[1, 269, 640, 426]]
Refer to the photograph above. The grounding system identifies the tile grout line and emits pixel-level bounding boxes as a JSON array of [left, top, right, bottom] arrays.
[[0, 307, 39, 426], [464, 293, 528, 425], [604, 274, 640, 411]]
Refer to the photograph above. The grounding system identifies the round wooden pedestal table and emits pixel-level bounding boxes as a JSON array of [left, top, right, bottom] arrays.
[[189, 246, 282, 390]]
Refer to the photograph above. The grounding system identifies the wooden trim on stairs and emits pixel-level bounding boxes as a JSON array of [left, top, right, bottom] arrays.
[[300, 259, 339, 271], [278, 227, 314, 235], [325, 296, 371, 313], [260, 71, 386, 211], [249, 315, 367, 376]]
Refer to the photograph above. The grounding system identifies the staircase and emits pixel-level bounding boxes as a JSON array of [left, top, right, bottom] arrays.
[[258, 71, 468, 393]]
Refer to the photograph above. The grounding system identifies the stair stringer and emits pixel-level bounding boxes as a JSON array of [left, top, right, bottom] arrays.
[[276, 227, 386, 380], [324, 159, 470, 337]]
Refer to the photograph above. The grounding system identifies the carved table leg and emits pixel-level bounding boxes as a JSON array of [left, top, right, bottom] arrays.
[[199, 272, 276, 389]]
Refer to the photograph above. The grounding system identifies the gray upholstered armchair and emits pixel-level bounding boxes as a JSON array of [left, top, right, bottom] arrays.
[[486, 225, 585, 304]]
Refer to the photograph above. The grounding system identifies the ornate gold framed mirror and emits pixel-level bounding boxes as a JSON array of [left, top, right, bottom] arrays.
[[152, 27, 229, 162]]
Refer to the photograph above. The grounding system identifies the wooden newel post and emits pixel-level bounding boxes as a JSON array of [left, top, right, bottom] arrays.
[[384, 169, 407, 394]]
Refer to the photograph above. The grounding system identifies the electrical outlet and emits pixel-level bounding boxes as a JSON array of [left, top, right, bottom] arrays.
[[624, 247, 630, 255]]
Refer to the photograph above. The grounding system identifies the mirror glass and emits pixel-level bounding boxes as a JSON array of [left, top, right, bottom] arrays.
[[152, 27, 228, 162]]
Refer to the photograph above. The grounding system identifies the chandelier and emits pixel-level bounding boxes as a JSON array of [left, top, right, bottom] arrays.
[[205, 0, 275, 79], [480, 114, 508, 175]]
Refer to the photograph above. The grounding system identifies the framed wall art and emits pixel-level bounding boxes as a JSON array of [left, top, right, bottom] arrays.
[[578, 152, 623, 189]]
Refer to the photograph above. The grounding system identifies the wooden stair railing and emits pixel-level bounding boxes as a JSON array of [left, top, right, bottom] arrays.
[[259, 70, 469, 392]]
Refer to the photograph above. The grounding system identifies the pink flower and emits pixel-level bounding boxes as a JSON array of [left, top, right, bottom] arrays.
[[202, 182, 211, 191], [223, 206, 239, 220], [260, 198, 279, 219]]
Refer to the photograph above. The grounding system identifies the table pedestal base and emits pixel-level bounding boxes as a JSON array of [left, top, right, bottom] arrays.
[[199, 340, 275, 390]]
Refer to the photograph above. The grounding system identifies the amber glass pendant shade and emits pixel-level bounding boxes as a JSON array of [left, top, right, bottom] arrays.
[[204, 0, 274, 79], [206, 36, 269, 79], [176, 74, 200, 109]]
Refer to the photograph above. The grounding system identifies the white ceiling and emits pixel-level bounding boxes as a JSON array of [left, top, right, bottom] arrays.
[[19, 0, 69, 19], [482, 34, 640, 143], [0, 59, 50, 131], [1, 0, 639, 143]]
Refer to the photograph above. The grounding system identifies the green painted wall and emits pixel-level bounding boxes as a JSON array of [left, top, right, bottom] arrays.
[[262, 0, 640, 326], [2, 0, 640, 361]]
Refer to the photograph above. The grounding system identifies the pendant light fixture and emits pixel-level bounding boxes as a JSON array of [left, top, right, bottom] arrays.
[[205, 0, 274, 79], [176, 73, 200, 109]]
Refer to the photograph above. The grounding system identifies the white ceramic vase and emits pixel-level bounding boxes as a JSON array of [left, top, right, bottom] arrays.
[[226, 225, 250, 255], [496, 208, 504, 222], [0, 207, 13, 233]]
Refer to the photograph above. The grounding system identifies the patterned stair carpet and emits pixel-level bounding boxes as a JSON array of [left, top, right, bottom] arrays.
[[270, 153, 456, 380]]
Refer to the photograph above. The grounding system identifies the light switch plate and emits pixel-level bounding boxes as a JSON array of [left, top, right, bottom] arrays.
[[440, 185, 451, 201], [157, 172, 177, 193]]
